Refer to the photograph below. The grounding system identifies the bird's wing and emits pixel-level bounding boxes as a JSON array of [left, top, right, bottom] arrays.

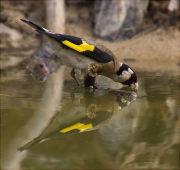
[[20, 19, 50, 32], [20, 19, 114, 63], [37, 31, 114, 63]]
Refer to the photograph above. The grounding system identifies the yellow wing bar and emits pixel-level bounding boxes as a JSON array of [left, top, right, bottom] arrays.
[[60, 122, 93, 133], [62, 40, 95, 52]]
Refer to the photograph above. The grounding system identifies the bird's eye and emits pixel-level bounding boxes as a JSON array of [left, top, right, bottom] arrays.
[[39, 64, 44, 68], [130, 74, 136, 83]]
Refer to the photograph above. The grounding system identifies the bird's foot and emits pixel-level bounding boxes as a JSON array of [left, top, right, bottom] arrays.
[[88, 63, 98, 77], [77, 82, 85, 88], [87, 84, 100, 90], [95, 82, 100, 88]]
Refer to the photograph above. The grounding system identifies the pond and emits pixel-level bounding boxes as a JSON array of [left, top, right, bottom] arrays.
[[1, 62, 179, 169]]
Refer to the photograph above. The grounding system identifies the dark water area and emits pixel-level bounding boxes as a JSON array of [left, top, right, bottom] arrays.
[[1, 63, 179, 169]]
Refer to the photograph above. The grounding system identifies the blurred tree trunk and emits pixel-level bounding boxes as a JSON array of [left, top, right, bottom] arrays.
[[27, 0, 65, 76], [94, 0, 149, 41], [45, 0, 65, 33]]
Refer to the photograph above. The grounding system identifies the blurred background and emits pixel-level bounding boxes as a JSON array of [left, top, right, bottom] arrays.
[[1, 0, 179, 169], [1, 0, 179, 70]]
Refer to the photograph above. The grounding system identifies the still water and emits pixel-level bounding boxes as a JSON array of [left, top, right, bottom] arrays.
[[1, 64, 179, 169]]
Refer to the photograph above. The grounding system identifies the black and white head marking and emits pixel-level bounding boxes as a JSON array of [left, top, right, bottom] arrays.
[[117, 63, 137, 85], [117, 63, 131, 76]]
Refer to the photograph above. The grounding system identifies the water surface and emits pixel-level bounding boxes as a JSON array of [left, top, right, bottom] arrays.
[[1, 64, 179, 169]]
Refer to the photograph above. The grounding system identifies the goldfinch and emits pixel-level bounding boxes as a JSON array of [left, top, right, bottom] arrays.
[[20, 19, 138, 89]]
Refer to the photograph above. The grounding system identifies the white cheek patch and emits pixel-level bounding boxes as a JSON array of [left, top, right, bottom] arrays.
[[118, 70, 131, 82], [122, 71, 131, 81], [128, 68, 134, 74]]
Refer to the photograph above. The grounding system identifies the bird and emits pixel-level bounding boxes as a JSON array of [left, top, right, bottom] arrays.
[[20, 19, 138, 89]]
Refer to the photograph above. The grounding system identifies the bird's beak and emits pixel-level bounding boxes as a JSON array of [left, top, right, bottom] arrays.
[[131, 82, 139, 90]]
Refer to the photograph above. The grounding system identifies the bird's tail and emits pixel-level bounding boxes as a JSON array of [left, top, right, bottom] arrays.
[[20, 19, 50, 32]]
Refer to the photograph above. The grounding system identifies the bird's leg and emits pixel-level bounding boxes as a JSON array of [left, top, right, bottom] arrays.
[[71, 68, 84, 87], [70, 86, 78, 101], [86, 63, 100, 88], [88, 63, 98, 77], [75, 68, 84, 78], [83, 73, 97, 88], [71, 68, 81, 85]]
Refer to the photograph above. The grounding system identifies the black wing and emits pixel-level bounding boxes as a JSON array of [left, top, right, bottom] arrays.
[[37, 31, 114, 63], [20, 19, 114, 63]]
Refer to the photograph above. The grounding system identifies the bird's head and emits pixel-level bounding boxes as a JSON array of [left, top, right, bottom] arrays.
[[116, 62, 138, 89]]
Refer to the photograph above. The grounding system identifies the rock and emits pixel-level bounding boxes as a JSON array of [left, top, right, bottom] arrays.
[[94, 0, 149, 41], [0, 55, 24, 69], [147, 0, 179, 27], [168, 0, 179, 11], [1, 1, 45, 34], [1, 23, 23, 41], [1, 23, 24, 47]]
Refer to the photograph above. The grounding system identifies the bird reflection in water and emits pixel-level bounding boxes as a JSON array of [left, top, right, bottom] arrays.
[[18, 88, 136, 151]]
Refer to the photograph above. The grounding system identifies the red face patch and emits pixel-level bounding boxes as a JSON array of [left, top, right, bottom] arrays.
[[122, 73, 137, 86], [123, 79, 131, 86], [133, 73, 137, 82]]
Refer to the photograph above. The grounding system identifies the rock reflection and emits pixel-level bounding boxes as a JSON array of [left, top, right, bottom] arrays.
[[25, 38, 62, 82], [27, 58, 50, 82], [18, 88, 136, 151]]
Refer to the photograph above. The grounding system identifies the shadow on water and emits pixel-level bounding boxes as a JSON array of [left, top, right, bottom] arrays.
[[18, 87, 136, 151]]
